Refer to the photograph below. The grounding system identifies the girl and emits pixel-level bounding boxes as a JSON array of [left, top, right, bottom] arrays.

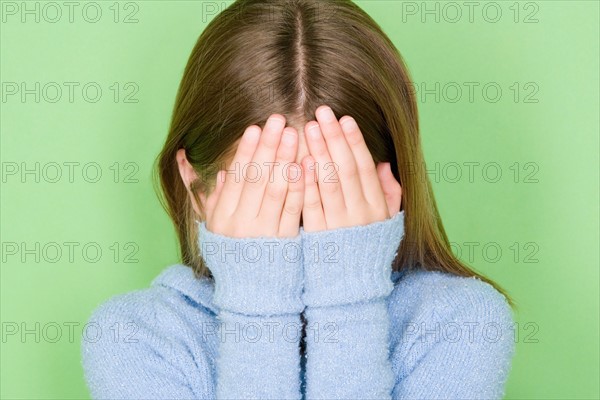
[[82, 1, 517, 398]]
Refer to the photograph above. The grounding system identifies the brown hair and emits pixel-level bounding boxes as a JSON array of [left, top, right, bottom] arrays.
[[153, 0, 516, 309]]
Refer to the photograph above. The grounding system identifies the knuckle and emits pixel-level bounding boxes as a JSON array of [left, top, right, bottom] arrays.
[[253, 166, 269, 185], [340, 163, 358, 179], [284, 202, 302, 216], [322, 181, 341, 194], [287, 181, 304, 193], [265, 185, 286, 202], [261, 136, 280, 150], [305, 177, 317, 187], [326, 128, 343, 140], [345, 132, 362, 146], [304, 198, 322, 210], [313, 144, 329, 156], [359, 164, 377, 178]]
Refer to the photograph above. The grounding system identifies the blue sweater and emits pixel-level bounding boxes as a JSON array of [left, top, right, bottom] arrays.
[[81, 211, 516, 399]]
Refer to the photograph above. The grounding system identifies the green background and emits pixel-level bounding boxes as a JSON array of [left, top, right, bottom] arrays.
[[1, 0, 598, 398]]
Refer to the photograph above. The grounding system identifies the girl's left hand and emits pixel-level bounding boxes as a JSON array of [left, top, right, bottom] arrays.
[[301, 105, 402, 233]]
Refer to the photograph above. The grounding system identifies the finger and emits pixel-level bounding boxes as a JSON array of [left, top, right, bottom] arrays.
[[279, 163, 304, 237], [258, 127, 299, 232], [339, 115, 387, 210], [377, 162, 402, 217], [315, 106, 365, 208], [237, 114, 286, 218], [304, 120, 346, 225], [205, 170, 225, 223], [213, 125, 261, 217], [301, 156, 326, 232]]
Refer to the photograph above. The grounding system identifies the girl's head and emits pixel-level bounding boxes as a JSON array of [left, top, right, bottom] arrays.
[[155, 0, 515, 308]]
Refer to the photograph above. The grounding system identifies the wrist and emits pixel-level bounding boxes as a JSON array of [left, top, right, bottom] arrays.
[[198, 222, 304, 316], [301, 211, 405, 307]]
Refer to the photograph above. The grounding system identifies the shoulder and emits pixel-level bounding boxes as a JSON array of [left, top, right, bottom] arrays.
[[388, 268, 516, 351], [387, 269, 516, 399], [81, 266, 217, 397], [84, 278, 215, 338], [81, 264, 218, 361], [390, 269, 512, 314]]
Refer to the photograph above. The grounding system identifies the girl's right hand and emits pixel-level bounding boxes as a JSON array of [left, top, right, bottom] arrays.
[[203, 114, 305, 238]]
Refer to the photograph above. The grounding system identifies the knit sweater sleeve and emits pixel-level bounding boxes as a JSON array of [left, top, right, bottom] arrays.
[[388, 271, 516, 399], [198, 222, 304, 400], [300, 211, 405, 399]]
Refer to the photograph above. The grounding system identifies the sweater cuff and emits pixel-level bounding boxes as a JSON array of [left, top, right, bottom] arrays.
[[301, 211, 405, 308], [197, 222, 304, 316]]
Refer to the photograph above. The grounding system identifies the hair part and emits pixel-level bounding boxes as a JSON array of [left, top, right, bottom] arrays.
[[153, 0, 516, 310]]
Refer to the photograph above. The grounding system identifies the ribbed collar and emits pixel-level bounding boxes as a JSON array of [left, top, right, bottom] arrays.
[[151, 263, 411, 315], [151, 264, 219, 314]]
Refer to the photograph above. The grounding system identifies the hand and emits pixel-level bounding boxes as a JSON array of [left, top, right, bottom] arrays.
[[203, 114, 305, 238], [301, 105, 402, 232]]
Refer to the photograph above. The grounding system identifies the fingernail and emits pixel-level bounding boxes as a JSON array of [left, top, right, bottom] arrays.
[[282, 129, 296, 146], [340, 117, 358, 132], [317, 106, 336, 122], [269, 115, 286, 128], [245, 126, 261, 141], [307, 123, 321, 139]]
